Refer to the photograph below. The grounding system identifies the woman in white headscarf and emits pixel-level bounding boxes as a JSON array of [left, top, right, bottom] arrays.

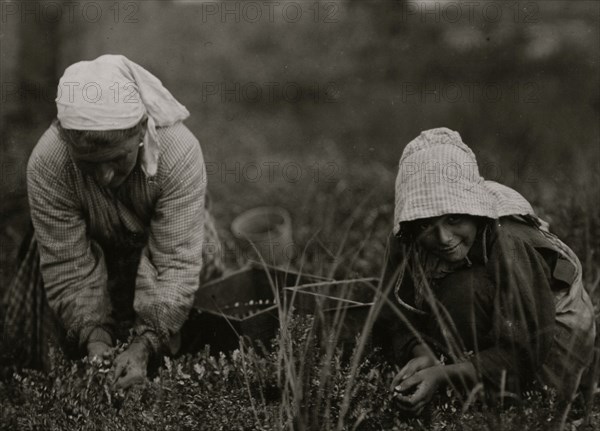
[[376, 128, 596, 414], [2, 55, 223, 388]]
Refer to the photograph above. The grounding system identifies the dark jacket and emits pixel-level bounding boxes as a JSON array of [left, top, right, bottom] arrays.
[[376, 216, 585, 390]]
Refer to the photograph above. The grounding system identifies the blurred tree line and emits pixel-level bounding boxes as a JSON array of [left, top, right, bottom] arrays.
[[1, 0, 598, 278]]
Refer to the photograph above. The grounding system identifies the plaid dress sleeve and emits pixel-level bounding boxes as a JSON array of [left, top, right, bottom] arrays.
[[26, 127, 114, 348], [133, 124, 206, 354]]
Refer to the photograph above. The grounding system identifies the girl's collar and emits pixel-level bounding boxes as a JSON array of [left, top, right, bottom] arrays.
[[466, 221, 492, 265]]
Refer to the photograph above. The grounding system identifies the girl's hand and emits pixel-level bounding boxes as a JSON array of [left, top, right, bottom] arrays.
[[392, 355, 439, 388], [393, 366, 445, 414]]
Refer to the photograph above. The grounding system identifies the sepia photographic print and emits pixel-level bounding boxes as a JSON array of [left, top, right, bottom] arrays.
[[0, 1, 599, 429]]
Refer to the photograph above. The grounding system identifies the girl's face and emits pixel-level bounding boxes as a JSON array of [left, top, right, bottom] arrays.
[[413, 214, 478, 263]]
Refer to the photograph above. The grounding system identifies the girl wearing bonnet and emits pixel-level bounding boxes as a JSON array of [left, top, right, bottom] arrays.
[[2, 55, 223, 388], [377, 128, 596, 414]]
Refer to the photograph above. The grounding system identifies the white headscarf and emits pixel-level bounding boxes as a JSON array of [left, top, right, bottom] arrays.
[[56, 54, 189, 177], [393, 128, 537, 235]]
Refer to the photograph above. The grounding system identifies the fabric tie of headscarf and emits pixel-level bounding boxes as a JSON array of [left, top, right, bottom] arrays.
[[393, 127, 537, 235], [56, 54, 189, 177]]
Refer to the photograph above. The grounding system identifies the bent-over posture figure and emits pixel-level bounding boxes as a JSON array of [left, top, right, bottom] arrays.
[[376, 128, 595, 414], [3, 55, 223, 388]]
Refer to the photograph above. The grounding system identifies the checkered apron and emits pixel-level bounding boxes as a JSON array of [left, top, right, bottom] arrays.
[[1, 209, 224, 370]]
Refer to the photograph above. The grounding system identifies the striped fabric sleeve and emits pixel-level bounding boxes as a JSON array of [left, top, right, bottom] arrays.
[[133, 125, 206, 354], [27, 134, 114, 348]]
